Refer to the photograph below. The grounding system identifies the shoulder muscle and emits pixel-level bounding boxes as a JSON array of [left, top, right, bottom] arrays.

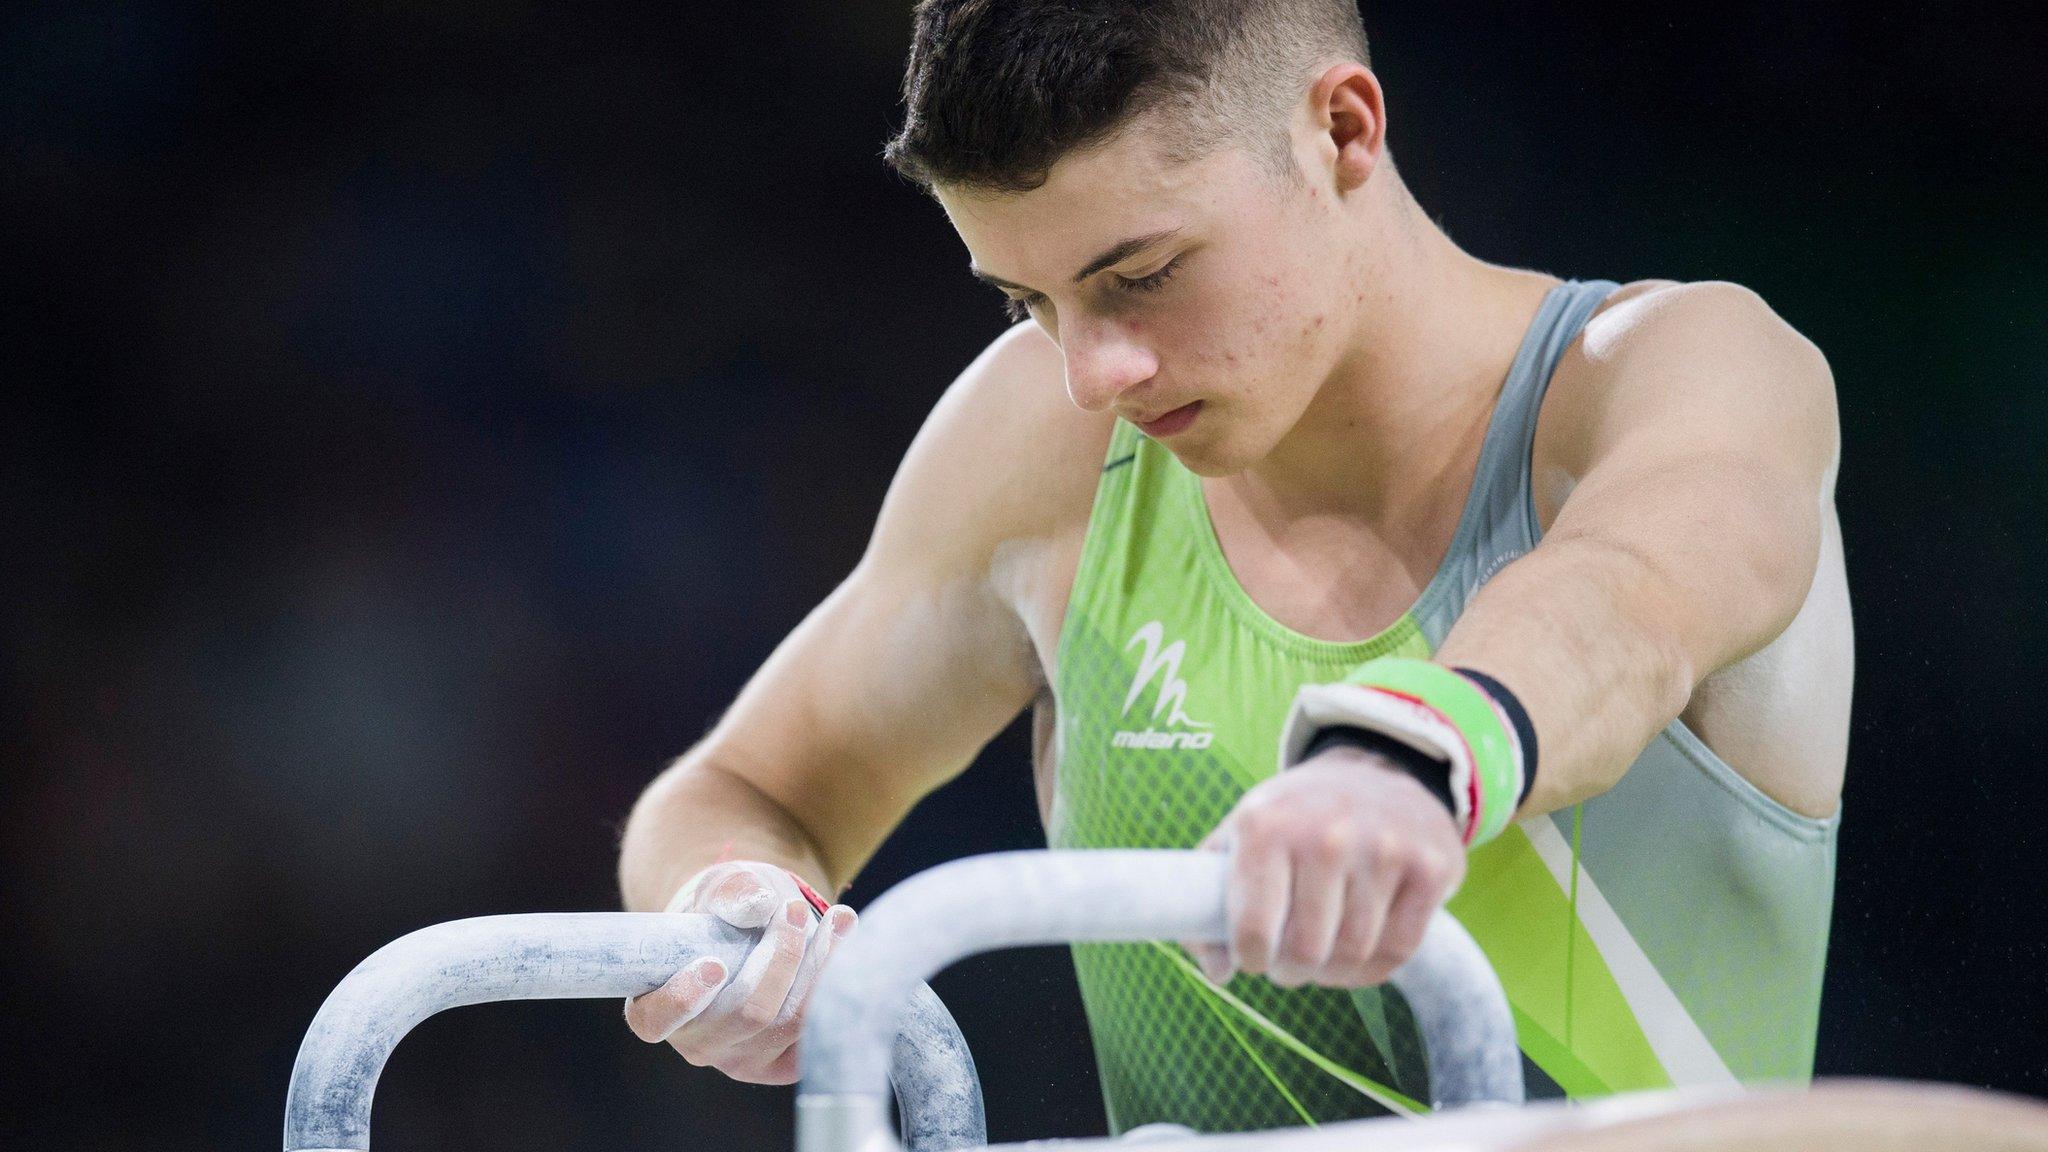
[[867, 321, 1111, 593], [1541, 280, 1839, 512]]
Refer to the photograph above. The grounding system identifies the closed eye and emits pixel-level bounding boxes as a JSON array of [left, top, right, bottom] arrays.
[[1003, 292, 1045, 322], [998, 254, 1182, 321], [1114, 256, 1181, 294]]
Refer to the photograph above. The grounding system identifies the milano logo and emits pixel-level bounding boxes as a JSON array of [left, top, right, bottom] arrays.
[[1112, 620, 1214, 750]]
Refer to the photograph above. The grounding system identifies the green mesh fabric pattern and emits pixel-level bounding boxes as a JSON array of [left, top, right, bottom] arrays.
[[1049, 615, 1430, 1132]]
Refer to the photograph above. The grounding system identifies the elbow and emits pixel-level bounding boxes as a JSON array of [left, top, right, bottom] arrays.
[[1646, 621, 1699, 730], [616, 754, 690, 909]]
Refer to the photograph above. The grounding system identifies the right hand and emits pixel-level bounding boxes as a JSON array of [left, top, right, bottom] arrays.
[[624, 860, 857, 1084]]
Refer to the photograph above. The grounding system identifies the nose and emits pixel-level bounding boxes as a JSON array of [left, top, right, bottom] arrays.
[[1061, 318, 1159, 413]]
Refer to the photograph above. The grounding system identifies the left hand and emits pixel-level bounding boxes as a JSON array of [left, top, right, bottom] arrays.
[[1185, 747, 1467, 989]]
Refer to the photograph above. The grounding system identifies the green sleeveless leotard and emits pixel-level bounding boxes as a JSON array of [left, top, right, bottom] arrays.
[[1046, 280, 1839, 1133]]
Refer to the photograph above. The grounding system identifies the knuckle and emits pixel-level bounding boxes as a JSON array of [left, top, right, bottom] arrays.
[[1380, 928, 1421, 963], [1392, 901, 1425, 947], [738, 996, 781, 1030], [1337, 903, 1385, 949], [1420, 856, 1460, 893], [774, 932, 807, 967], [1278, 931, 1324, 971], [1322, 956, 1373, 987], [738, 1044, 799, 1086], [1329, 926, 1373, 964], [1311, 822, 1353, 866], [1333, 925, 1379, 961], [1328, 961, 1373, 989], [1367, 831, 1406, 872], [1234, 807, 1275, 842], [1232, 927, 1271, 971]]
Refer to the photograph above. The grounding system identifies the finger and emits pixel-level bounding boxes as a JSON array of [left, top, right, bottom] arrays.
[[624, 956, 730, 1043], [1186, 941, 1233, 984], [1191, 823, 1235, 980], [737, 909, 846, 1086], [1228, 825, 1290, 977], [732, 898, 814, 1033], [670, 893, 811, 1061], [776, 904, 855, 1026], [1328, 867, 1394, 986], [750, 1039, 801, 1085], [1359, 872, 1440, 985], [1272, 833, 1348, 987]]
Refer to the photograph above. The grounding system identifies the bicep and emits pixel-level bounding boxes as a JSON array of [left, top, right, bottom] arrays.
[[1541, 282, 1840, 670]]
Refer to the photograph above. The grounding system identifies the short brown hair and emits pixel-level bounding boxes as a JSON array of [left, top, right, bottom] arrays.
[[884, 0, 1371, 194]]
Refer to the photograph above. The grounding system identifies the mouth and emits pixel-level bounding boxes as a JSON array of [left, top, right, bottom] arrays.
[[1133, 401, 1202, 438]]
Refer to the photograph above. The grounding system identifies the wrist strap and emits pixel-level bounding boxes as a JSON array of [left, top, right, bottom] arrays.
[[789, 871, 832, 917], [1304, 725, 1459, 818], [1452, 667, 1539, 809], [1280, 657, 1531, 846]]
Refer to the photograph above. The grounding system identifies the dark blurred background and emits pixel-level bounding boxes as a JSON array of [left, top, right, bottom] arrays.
[[4, 2, 2043, 1149]]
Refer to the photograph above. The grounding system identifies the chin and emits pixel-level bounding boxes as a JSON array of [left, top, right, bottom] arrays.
[[1164, 432, 1253, 479]]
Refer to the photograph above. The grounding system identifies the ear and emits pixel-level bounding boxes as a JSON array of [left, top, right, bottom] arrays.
[[1306, 63, 1386, 194]]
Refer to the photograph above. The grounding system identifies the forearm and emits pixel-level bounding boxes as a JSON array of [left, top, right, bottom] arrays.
[[1433, 535, 1702, 818], [1427, 283, 1834, 819], [618, 751, 834, 913]]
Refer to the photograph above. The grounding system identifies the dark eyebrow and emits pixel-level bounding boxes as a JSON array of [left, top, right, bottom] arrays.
[[969, 227, 1185, 293], [1070, 228, 1184, 283]]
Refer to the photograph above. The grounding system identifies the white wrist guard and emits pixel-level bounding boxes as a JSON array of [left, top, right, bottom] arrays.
[[1278, 658, 1527, 846]]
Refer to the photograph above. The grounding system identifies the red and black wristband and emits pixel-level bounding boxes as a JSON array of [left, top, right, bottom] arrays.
[[1452, 667, 1539, 810]]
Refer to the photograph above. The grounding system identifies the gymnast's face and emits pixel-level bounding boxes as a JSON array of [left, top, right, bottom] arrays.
[[936, 112, 1369, 477]]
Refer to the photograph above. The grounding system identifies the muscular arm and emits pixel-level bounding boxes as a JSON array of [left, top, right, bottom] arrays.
[[1434, 282, 1842, 818], [619, 325, 1076, 911]]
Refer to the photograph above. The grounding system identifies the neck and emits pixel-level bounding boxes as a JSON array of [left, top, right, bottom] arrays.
[[1228, 180, 1554, 528]]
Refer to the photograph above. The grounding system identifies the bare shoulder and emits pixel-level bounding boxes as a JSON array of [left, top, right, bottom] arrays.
[[1538, 280, 1852, 818], [1576, 278, 1829, 375], [868, 321, 1112, 624], [1534, 279, 1839, 523]]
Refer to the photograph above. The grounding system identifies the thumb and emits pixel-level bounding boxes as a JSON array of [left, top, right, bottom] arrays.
[[685, 864, 784, 930], [1190, 825, 1234, 980]]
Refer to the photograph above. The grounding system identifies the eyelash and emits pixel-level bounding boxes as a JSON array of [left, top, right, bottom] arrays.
[[1002, 257, 1182, 322], [1120, 258, 1181, 294]]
